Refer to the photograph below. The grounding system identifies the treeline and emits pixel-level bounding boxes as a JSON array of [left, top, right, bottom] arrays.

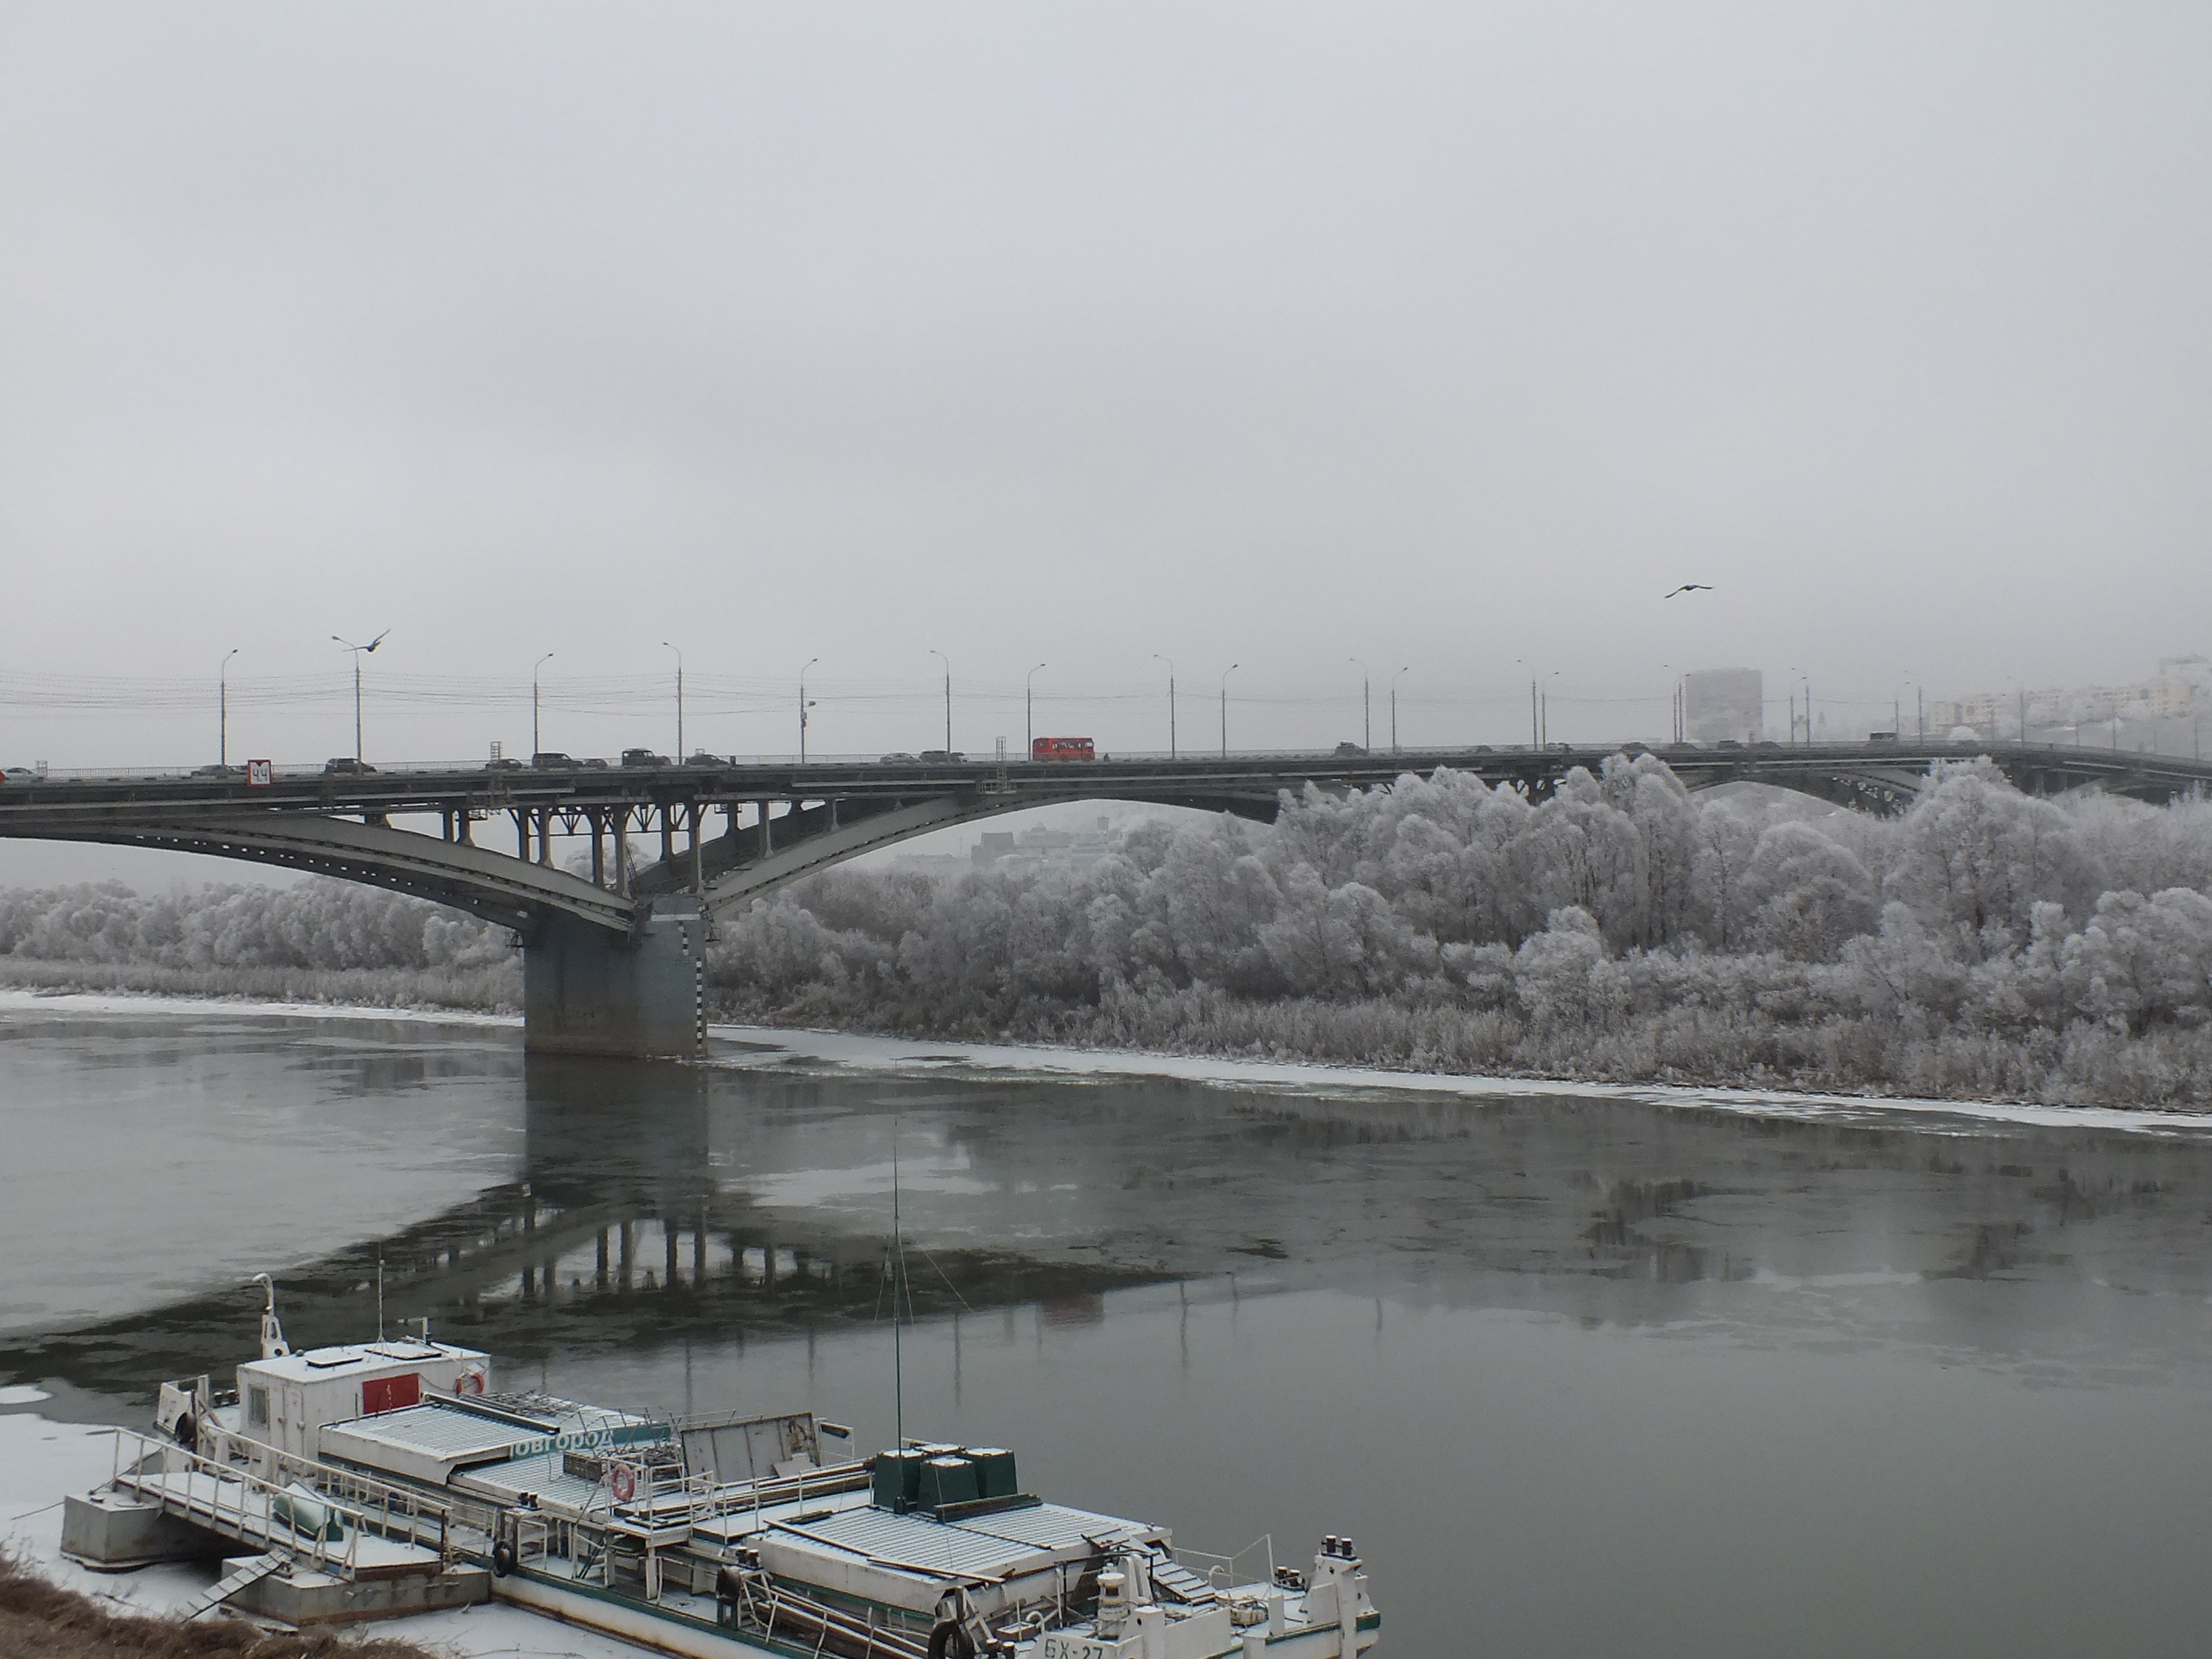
[[709, 759, 2212, 1109], [0, 878, 519, 1011], [6, 758, 2212, 1106]]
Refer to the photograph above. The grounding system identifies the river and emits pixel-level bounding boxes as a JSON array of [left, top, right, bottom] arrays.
[[3, 998, 2211, 1656]]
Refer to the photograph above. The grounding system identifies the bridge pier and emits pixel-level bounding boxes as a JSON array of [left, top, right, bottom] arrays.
[[522, 900, 708, 1059]]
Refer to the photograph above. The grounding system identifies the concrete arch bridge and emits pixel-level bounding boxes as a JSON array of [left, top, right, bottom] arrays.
[[3, 741, 2202, 1057]]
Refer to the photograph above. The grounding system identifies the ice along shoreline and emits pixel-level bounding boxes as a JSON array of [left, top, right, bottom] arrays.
[[4, 985, 2209, 1139]]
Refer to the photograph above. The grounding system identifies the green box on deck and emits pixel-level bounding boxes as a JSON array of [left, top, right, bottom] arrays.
[[920, 1455, 979, 1509], [873, 1448, 926, 1509], [966, 1447, 1019, 1499]]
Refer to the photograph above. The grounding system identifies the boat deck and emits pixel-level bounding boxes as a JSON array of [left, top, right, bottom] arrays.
[[111, 1460, 445, 1580]]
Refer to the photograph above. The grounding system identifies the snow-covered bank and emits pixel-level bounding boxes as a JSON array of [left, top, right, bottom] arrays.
[[0, 1412, 640, 1657], [0, 987, 518, 1030], [707, 1020, 2212, 1139]]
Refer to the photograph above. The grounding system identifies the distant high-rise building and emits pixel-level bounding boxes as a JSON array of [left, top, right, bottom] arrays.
[[1683, 668, 1763, 744]]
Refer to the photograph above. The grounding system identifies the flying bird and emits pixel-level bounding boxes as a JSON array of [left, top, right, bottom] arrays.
[[1662, 584, 1714, 599]]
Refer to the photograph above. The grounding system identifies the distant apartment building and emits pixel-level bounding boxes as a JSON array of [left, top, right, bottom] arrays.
[[973, 818, 1115, 871], [1930, 657, 2204, 735], [1683, 668, 1763, 744]]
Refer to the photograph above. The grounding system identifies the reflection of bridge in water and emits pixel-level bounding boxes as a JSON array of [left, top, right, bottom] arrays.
[[14, 1048, 2212, 1416], [9, 741, 2203, 1057]]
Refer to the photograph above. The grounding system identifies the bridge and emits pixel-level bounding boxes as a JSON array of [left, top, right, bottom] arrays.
[[3, 740, 2204, 1057]]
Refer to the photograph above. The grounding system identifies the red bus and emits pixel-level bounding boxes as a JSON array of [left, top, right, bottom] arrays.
[[1031, 737, 1095, 762]]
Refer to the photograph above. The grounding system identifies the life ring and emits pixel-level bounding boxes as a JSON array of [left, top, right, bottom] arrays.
[[927, 1618, 977, 1659], [610, 1461, 637, 1503], [491, 1539, 518, 1578], [454, 1372, 485, 1396]]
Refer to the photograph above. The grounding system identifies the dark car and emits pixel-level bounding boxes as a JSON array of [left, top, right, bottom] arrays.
[[880, 752, 918, 764], [531, 752, 577, 769], [323, 757, 377, 775], [579, 756, 610, 769], [621, 749, 670, 768], [1620, 743, 1651, 757], [684, 752, 724, 768], [918, 750, 966, 764], [1334, 741, 1367, 756], [1753, 740, 1783, 751], [483, 757, 525, 771], [1715, 739, 1746, 751], [191, 763, 241, 779]]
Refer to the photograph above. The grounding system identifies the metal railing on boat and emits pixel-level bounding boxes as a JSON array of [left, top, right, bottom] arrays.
[[105, 1429, 464, 1580]]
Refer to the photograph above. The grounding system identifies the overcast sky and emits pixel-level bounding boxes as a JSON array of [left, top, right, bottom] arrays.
[[4, 3, 2209, 802]]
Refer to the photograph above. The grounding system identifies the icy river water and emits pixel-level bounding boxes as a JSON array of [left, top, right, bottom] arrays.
[[6, 1000, 2212, 1657]]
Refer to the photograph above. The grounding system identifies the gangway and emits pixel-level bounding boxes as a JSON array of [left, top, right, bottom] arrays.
[[174, 1553, 283, 1620], [104, 1431, 455, 1579]]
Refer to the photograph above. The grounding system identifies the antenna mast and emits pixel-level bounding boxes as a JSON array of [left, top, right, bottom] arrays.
[[892, 1121, 907, 1450]]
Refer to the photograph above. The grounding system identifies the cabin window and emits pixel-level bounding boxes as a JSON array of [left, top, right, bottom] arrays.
[[247, 1386, 270, 1427]]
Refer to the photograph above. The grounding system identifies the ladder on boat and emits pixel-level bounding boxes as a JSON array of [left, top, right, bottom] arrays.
[[1149, 1555, 1221, 1605], [178, 1553, 283, 1620]]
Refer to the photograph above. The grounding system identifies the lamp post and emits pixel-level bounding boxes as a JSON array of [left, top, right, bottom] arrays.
[[928, 651, 951, 752], [798, 657, 819, 763], [532, 652, 555, 756], [1025, 662, 1047, 756], [1220, 663, 1239, 757], [218, 648, 239, 767], [1152, 654, 1176, 758], [331, 630, 389, 762], [1389, 665, 1410, 754], [1348, 658, 1372, 751], [661, 641, 684, 758], [1515, 659, 1555, 746]]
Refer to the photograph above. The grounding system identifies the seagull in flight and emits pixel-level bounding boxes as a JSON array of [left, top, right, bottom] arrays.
[[1662, 584, 1714, 599], [332, 630, 392, 651]]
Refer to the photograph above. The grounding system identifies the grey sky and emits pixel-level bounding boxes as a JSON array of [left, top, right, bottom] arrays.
[[3, 1, 2209, 791]]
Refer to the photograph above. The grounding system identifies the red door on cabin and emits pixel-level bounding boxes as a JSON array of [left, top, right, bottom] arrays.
[[362, 1373, 421, 1415]]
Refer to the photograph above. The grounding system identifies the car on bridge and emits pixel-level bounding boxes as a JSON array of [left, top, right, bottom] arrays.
[[621, 749, 670, 768], [684, 752, 724, 768], [3, 766, 35, 783], [190, 763, 241, 779], [919, 750, 966, 763], [531, 752, 577, 769], [483, 756, 524, 771], [323, 757, 376, 775]]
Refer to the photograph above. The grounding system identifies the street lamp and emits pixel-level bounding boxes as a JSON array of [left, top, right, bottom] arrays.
[[661, 641, 684, 758], [1389, 665, 1410, 754], [1025, 662, 1047, 756], [1513, 659, 1555, 746], [1349, 657, 1372, 751], [1152, 654, 1176, 758], [929, 650, 951, 752], [532, 652, 555, 757], [1220, 663, 1239, 757], [331, 630, 390, 761], [218, 648, 240, 768], [799, 657, 820, 764]]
